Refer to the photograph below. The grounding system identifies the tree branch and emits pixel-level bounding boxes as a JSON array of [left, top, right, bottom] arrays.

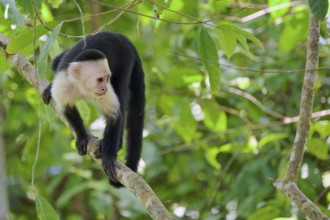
[[273, 13, 328, 220], [0, 33, 173, 220]]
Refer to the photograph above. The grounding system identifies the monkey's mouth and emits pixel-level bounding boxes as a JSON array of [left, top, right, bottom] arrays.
[[95, 92, 106, 97]]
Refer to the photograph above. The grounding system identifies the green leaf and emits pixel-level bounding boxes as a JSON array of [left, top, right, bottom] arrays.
[[306, 138, 328, 160], [6, 20, 59, 54], [218, 24, 263, 60], [203, 110, 227, 132], [15, 0, 42, 17], [198, 28, 221, 94], [314, 120, 330, 138], [205, 147, 221, 170], [35, 194, 60, 220], [279, 13, 308, 53], [217, 27, 237, 59], [236, 28, 263, 48], [309, 0, 329, 20], [38, 22, 63, 77], [258, 133, 288, 148]]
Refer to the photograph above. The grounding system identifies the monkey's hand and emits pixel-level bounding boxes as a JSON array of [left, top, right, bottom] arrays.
[[76, 135, 89, 155], [42, 84, 53, 104]]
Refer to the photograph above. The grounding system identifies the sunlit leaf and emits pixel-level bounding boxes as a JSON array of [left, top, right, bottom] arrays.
[[205, 147, 221, 170], [314, 120, 330, 138]]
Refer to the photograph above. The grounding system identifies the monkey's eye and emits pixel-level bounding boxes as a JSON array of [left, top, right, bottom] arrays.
[[97, 77, 103, 83]]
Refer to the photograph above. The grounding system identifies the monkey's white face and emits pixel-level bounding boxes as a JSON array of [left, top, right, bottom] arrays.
[[68, 59, 111, 98]]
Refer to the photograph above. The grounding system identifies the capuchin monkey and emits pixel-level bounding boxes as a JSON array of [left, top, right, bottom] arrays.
[[42, 32, 145, 187]]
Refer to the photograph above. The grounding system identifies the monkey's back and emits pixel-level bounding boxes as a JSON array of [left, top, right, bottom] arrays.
[[55, 32, 139, 78]]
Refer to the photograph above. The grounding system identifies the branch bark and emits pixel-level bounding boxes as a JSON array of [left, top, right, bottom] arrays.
[[273, 13, 329, 220], [0, 33, 173, 220]]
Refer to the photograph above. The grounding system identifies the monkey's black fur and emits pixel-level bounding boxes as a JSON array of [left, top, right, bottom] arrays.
[[43, 32, 145, 187]]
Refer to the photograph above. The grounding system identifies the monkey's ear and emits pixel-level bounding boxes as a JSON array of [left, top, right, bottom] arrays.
[[68, 62, 82, 77]]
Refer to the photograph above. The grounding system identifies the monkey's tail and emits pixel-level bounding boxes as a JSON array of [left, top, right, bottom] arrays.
[[125, 57, 145, 172]]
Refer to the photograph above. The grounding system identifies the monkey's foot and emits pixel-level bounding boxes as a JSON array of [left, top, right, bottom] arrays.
[[102, 158, 123, 187]]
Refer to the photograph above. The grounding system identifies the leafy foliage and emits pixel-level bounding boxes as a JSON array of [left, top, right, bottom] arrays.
[[1, 0, 329, 219]]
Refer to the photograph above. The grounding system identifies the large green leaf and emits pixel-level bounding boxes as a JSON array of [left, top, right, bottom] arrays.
[[198, 28, 221, 94], [6, 20, 59, 54], [35, 194, 60, 220], [309, 0, 329, 20], [307, 138, 328, 160], [38, 22, 63, 77]]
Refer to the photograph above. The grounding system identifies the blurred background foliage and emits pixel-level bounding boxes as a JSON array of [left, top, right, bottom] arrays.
[[0, 0, 329, 219]]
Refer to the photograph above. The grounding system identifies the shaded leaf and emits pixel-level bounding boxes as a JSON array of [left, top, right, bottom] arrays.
[[198, 28, 221, 94], [15, 0, 42, 17], [6, 20, 59, 54], [35, 194, 60, 220], [38, 22, 63, 77], [309, 0, 329, 20]]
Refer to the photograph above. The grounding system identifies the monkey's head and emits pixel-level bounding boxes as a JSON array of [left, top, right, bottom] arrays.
[[68, 50, 111, 98]]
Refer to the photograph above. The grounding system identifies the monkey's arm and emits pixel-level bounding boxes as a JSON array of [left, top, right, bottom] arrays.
[[63, 106, 89, 155], [100, 113, 124, 186]]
